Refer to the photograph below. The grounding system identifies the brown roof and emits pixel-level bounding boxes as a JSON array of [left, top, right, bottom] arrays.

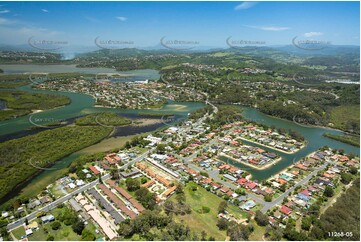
[[106, 180, 145, 213], [136, 162, 146, 170], [156, 175, 172, 187], [89, 166, 100, 175], [129, 198, 145, 213], [162, 186, 177, 198], [98, 184, 136, 219], [106, 180, 132, 200], [141, 179, 155, 188]]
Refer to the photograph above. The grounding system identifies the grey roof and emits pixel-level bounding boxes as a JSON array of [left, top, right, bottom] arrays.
[[88, 188, 124, 224], [41, 214, 55, 223], [69, 198, 82, 212]]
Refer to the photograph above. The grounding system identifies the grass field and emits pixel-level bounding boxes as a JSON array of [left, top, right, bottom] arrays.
[[248, 221, 267, 241], [171, 182, 247, 241]]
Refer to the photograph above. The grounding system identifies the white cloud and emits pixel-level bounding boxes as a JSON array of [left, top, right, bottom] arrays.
[[41, 9, 49, 13], [0, 17, 12, 25], [244, 25, 289, 31], [304, 32, 323, 37], [235, 2, 258, 10], [85, 16, 101, 23], [0, 10, 10, 14], [116, 16, 127, 21]]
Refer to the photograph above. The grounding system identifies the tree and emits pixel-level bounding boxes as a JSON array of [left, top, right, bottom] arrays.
[[72, 220, 85, 235], [199, 206, 210, 214], [218, 201, 228, 214], [140, 177, 148, 184], [156, 144, 166, 154], [98, 173, 103, 184], [349, 167, 358, 175], [110, 168, 119, 179], [216, 218, 229, 230], [341, 173, 352, 184], [255, 210, 268, 226], [51, 221, 61, 230], [24, 218, 29, 225], [227, 222, 252, 241], [270, 227, 283, 240], [301, 217, 311, 231], [323, 186, 334, 197], [0, 227, 9, 240], [126, 178, 140, 192], [264, 194, 273, 202], [81, 228, 95, 241], [201, 231, 207, 241], [199, 171, 209, 177], [46, 235, 54, 241]]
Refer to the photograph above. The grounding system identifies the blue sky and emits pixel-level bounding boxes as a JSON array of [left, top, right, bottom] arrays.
[[0, 1, 359, 49]]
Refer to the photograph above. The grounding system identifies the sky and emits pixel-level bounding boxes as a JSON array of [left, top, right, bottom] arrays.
[[0, 1, 359, 50]]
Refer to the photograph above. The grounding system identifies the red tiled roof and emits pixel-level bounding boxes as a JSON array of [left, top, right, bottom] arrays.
[[89, 166, 100, 175], [141, 179, 155, 188], [301, 189, 310, 196], [162, 186, 177, 198], [106, 180, 145, 213], [106, 180, 132, 200], [98, 184, 136, 219], [236, 178, 248, 185], [247, 182, 257, 189], [280, 205, 292, 215]]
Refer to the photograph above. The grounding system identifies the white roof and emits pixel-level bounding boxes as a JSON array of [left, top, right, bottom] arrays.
[[68, 183, 76, 189]]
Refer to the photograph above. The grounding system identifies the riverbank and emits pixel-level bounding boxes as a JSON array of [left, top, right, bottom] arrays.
[[323, 133, 360, 147], [220, 153, 282, 171], [236, 136, 305, 154], [266, 151, 316, 182], [0, 132, 145, 209]]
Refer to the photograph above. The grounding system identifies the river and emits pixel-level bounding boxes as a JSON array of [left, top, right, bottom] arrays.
[[219, 107, 360, 181], [0, 64, 359, 205], [0, 65, 203, 205]]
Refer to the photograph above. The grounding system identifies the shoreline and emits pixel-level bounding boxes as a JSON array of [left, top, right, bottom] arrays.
[[236, 136, 304, 154], [220, 153, 282, 171], [266, 151, 317, 182], [249, 108, 348, 134]]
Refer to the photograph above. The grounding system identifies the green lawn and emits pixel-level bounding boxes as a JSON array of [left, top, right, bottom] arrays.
[[12, 207, 100, 241], [171, 182, 247, 241], [248, 221, 267, 241]]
